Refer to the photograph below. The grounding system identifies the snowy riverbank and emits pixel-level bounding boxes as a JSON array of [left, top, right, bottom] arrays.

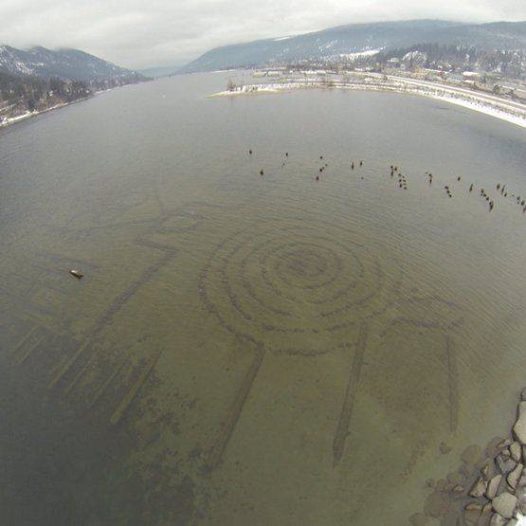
[[0, 91, 111, 130], [0, 98, 93, 129], [212, 75, 526, 129], [0, 102, 70, 129]]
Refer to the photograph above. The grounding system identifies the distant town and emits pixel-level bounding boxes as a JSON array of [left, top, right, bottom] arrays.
[[243, 46, 526, 104]]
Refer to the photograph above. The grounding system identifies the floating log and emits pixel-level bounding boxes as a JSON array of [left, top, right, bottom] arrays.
[[69, 269, 84, 279]]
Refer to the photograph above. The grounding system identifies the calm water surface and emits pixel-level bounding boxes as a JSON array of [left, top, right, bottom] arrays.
[[1, 72, 526, 525]]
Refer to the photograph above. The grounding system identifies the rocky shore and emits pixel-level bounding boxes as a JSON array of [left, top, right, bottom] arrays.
[[412, 391, 526, 525]]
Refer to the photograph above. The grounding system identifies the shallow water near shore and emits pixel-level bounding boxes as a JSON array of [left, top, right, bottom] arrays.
[[1, 72, 526, 525]]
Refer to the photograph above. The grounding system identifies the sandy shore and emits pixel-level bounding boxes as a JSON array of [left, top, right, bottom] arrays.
[[212, 75, 526, 129]]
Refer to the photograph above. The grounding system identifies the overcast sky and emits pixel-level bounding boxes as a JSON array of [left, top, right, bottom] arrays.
[[1, 0, 526, 70]]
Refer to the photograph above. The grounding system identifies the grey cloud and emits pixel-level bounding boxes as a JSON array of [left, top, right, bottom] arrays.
[[1, 0, 526, 69]]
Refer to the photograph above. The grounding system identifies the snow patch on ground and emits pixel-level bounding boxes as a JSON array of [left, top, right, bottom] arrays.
[[322, 40, 338, 50], [338, 49, 382, 59]]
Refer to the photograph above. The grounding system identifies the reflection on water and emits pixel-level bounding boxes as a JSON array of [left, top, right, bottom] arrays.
[[1, 72, 526, 525]]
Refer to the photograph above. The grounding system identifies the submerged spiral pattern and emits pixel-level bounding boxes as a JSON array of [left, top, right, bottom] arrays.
[[200, 217, 403, 356]]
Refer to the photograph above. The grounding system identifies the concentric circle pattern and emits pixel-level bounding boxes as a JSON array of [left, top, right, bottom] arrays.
[[200, 217, 403, 355]]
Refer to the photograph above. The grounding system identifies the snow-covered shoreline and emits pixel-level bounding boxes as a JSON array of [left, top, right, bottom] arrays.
[[0, 92, 103, 131], [212, 76, 526, 129], [428, 93, 526, 129], [0, 102, 69, 129]]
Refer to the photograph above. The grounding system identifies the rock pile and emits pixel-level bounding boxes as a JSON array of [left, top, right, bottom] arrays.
[[411, 390, 526, 525]]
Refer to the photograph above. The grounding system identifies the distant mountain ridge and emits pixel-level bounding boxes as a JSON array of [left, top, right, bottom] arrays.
[[0, 45, 146, 83], [179, 19, 526, 73], [0, 45, 148, 126], [139, 65, 183, 78]]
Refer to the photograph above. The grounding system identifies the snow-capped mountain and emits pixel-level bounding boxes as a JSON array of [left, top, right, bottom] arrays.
[[0, 45, 146, 83], [179, 19, 526, 73]]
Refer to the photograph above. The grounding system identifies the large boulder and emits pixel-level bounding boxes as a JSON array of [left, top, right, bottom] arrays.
[[470, 476, 487, 498], [513, 402, 526, 445], [492, 492, 517, 519], [496, 454, 517, 475], [489, 513, 505, 526], [511, 442, 522, 462], [487, 474, 503, 500], [516, 486, 526, 514], [507, 463, 523, 490]]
